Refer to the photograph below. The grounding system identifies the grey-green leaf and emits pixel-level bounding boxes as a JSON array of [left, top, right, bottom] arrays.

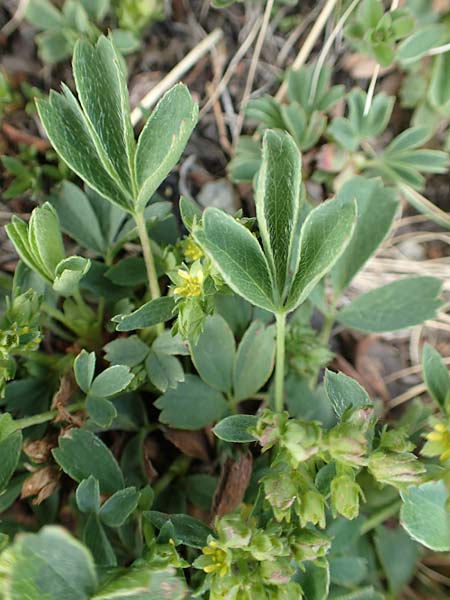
[[53, 428, 124, 493], [332, 177, 398, 294], [422, 343, 450, 409], [213, 415, 258, 442], [36, 89, 131, 211], [90, 365, 134, 397], [255, 129, 302, 300], [145, 511, 214, 549], [286, 197, 357, 312], [198, 208, 275, 311], [0, 414, 23, 492], [51, 182, 106, 254], [99, 487, 138, 527], [112, 296, 176, 331], [155, 374, 227, 430], [190, 314, 235, 394], [74, 350, 96, 393], [135, 84, 198, 209], [76, 476, 101, 514], [0, 526, 97, 600], [73, 37, 135, 198], [337, 277, 443, 332], [233, 321, 275, 402], [324, 370, 372, 419], [400, 481, 450, 551]]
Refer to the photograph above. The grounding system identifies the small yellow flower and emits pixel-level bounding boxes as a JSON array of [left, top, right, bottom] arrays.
[[182, 237, 203, 261], [201, 540, 228, 577], [426, 422, 450, 462], [173, 267, 204, 298]]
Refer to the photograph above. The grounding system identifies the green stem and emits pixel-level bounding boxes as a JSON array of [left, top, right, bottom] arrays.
[[12, 400, 86, 431], [275, 312, 287, 413], [73, 288, 94, 321], [359, 500, 402, 535], [42, 302, 74, 332], [134, 210, 161, 301], [153, 455, 192, 496]]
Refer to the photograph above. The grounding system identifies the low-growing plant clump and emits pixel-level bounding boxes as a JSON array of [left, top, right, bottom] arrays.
[[1, 0, 450, 598]]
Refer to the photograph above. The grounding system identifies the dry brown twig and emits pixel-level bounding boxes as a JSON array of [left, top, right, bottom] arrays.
[[232, 0, 275, 146], [130, 28, 223, 126]]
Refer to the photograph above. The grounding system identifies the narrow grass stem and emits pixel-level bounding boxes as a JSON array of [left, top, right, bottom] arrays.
[[359, 500, 402, 535], [153, 455, 192, 496], [134, 211, 161, 301], [12, 400, 86, 431], [275, 312, 287, 413]]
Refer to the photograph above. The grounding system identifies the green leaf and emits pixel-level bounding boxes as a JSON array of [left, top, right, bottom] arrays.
[[329, 556, 368, 588], [53, 256, 91, 296], [213, 415, 258, 442], [24, 0, 64, 30], [155, 374, 227, 430], [255, 129, 302, 300], [76, 476, 101, 514], [99, 487, 138, 527], [429, 52, 450, 108], [112, 296, 176, 331], [105, 257, 147, 287], [104, 336, 149, 367], [135, 84, 198, 209], [36, 29, 72, 64], [400, 481, 450, 551], [91, 566, 187, 599], [0, 414, 23, 492], [332, 177, 398, 294], [297, 560, 330, 600], [144, 511, 214, 548], [374, 525, 419, 594], [80, 0, 109, 21], [86, 396, 118, 428], [422, 343, 450, 409], [6, 217, 47, 281], [198, 208, 275, 311], [73, 37, 135, 198], [0, 526, 97, 600], [83, 514, 116, 566], [74, 350, 96, 393], [145, 351, 184, 393], [324, 370, 372, 419], [337, 277, 443, 332], [233, 321, 275, 401], [286, 197, 357, 312], [190, 314, 235, 394], [397, 24, 447, 63], [53, 428, 124, 493], [90, 365, 134, 397], [179, 195, 202, 232], [29, 202, 65, 278], [36, 88, 131, 211], [51, 182, 106, 254]]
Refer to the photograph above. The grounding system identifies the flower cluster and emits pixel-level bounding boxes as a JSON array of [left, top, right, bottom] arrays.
[[251, 408, 425, 526], [0, 289, 41, 394], [193, 509, 329, 599]]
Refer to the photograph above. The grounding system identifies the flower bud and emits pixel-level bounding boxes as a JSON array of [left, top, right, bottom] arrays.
[[368, 451, 426, 488], [330, 474, 362, 520], [289, 530, 331, 562], [281, 420, 322, 465], [326, 423, 368, 467], [260, 557, 295, 585], [299, 490, 326, 529], [262, 466, 300, 523], [252, 410, 288, 452]]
